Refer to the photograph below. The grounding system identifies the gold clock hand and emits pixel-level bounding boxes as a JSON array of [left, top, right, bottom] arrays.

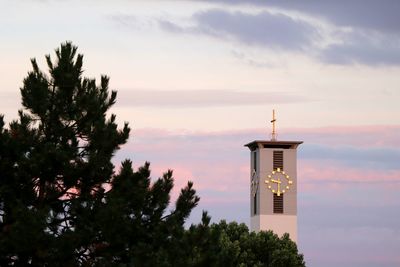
[[277, 182, 281, 196], [270, 179, 281, 184]]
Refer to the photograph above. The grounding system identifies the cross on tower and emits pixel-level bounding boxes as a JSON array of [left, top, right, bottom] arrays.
[[270, 109, 277, 141], [246, 111, 303, 242]]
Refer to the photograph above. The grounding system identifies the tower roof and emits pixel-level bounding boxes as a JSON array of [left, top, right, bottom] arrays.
[[245, 140, 303, 150]]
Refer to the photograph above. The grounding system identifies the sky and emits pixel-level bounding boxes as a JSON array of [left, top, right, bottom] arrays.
[[1, 0, 400, 266]]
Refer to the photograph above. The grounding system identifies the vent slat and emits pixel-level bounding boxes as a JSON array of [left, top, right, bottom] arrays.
[[273, 194, 284, 213], [273, 151, 283, 170]]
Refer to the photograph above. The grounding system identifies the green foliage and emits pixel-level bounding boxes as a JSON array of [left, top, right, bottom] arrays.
[[0, 42, 305, 266], [177, 212, 305, 267]]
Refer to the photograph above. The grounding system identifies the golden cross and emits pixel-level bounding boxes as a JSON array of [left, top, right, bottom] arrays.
[[271, 109, 277, 141]]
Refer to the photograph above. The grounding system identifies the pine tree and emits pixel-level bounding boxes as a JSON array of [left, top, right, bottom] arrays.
[[0, 42, 199, 266]]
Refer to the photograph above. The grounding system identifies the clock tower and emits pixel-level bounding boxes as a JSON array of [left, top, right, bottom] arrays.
[[245, 110, 302, 242]]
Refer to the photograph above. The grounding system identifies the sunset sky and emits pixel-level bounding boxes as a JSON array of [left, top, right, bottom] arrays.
[[1, 1, 400, 266]]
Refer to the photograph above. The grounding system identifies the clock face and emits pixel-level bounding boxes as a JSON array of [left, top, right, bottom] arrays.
[[251, 169, 259, 197], [264, 168, 293, 196]]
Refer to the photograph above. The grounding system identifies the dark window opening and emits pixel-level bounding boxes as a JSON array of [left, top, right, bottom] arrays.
[[273, 193, 283, 213], [253, 193, 257, 215], [273, 150, 283, 170], [253, 151, 257, 171]]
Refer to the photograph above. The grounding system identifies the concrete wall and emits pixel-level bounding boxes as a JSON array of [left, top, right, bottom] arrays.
[[251, 214, 297, 243], [250, 146, 298, 242]]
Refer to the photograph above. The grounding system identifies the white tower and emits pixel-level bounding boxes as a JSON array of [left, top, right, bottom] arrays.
[[245, 110, 302, 242]]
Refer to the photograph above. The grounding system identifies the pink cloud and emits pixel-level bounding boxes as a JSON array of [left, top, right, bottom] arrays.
[[284, 125, 400, 148], [114, 125, 400, 206], [129, 124, 400, 149], [131, 158, 400, 205], [115, 89, 308, 108], [127, 160, 249, 205], [299, 159, 400, 184]]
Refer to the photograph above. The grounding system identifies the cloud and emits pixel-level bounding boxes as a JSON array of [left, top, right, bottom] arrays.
[[159, 9, 318, 51], [156, 5, 400, 65], [284, 125, 400, 148], [124, 124, 400, 150], [301, 145, 400, 170], [275, 0, 400, 34], [115, 89, 308, 108], [204, 0, 400, 34], [115, 125, 400, 196], [318, 31, 400, 65], [299, 159, 400, 186], [193, 9, 317, 51], [109, 4, 400, 66]]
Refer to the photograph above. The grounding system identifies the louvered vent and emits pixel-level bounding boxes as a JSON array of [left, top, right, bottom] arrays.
[[273, 150, 283, 170], [273, 194, 283, 213]]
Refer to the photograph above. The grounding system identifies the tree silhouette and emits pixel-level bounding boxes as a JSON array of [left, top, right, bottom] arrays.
[[0, 42, 199, 266]]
